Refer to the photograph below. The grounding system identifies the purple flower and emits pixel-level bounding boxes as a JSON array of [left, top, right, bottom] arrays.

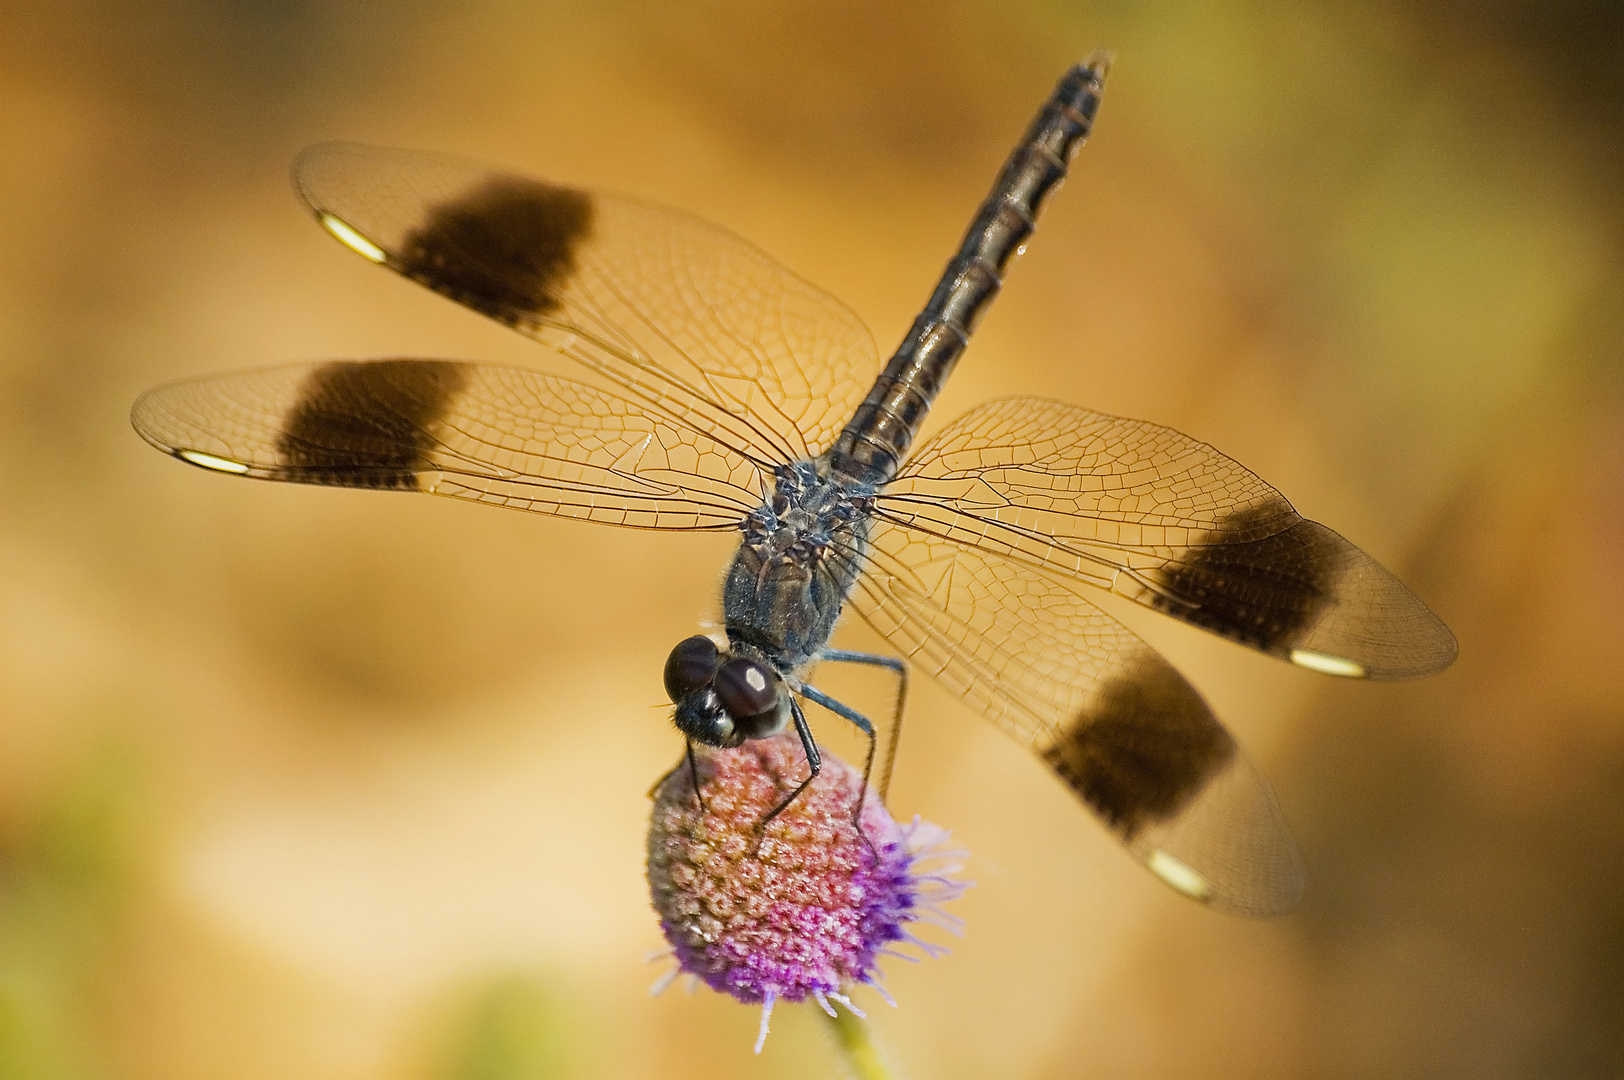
[[646, 733, 967, 1052]]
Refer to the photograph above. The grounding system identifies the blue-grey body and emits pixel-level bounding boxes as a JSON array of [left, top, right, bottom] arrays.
[[723, 459, 875, 674], [722, 61, 1107, 709]]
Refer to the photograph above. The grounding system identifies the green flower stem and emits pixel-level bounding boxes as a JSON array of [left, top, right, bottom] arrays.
[[822, 1006, 896, 1080]]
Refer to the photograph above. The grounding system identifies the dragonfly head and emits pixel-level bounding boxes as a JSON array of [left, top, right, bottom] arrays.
[[664, 635, 787, 747]]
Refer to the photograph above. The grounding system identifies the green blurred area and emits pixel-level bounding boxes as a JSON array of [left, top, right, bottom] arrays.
[[1, 2, 1620, 1078], [434, 976, 580, 1080], [1, 741, 142, 1080]]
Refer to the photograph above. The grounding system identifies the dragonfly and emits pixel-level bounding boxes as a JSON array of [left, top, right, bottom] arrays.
[[132, 57, 1456, 916]]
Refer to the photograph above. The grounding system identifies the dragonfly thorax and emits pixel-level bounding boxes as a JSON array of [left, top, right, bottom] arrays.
[[722, 461, 874, 672]]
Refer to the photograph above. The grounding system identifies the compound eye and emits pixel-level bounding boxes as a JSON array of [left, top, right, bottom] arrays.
[[714, 658, 778, 720], [663, 635, 720, 702]]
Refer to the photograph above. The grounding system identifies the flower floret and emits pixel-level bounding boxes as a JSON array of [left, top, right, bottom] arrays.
[[646, 733, 967, 1049]]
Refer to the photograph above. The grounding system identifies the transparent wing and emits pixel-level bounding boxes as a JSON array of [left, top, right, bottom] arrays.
[[882, 396, 1457, 680], [132, 358, 762, 530], [292, 142, 878, 468], [851, 522, 1304, 916]]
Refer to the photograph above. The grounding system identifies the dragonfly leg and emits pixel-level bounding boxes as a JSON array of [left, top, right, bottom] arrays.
[[817, 650, 908, 801], [758, 695, 823, 834], [648, 740, 710, 816], [796, 681, 881, 856], [685, 739, 707, 816]]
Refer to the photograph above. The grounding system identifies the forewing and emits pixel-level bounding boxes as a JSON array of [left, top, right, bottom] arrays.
[[292, 142, 877, 467], [132, 358, 762, 530], [883, 396, 1457, 680], [851, 522, 1304, 915]]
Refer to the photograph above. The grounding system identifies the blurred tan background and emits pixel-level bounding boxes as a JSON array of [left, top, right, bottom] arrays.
[[2, 2, 1621, 1078]]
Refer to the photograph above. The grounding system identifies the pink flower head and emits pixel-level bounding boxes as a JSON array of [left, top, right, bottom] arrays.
[[646, 733, 966, 1051]]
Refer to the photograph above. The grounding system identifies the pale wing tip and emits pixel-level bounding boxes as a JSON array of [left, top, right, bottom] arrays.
[[1316, 606, 1459, 682], [129, 384, 177, 454], [290, 140, 366, 193], [131, 385, 248, 475], [1201, 841, 1306, 918], [1381, 612, 1459, 680], [1214, 883, 1305, 919], [290, 141, 393, 222], [1300, 541, 1460, 680], [1130, 742, 1307, 918], [290, 145, 396, 265], [1141, 841, 1306, 918]]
